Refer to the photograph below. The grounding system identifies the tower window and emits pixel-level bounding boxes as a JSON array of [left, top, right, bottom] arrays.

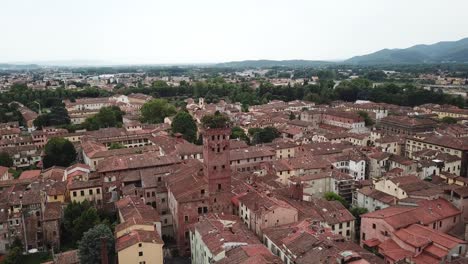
[[218, 184, 222, 190], [213, 166, 217, 170]]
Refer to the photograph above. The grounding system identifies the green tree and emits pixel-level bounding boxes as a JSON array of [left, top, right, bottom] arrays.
[[140, 99, 176, 124], [324, 192, 349, 208], [2, 237, 23, 264], [0, 152, 13, 167], [231, 126, 250, 144], [365, 71, 387, 82], [83, 106, 123, 130], [72, 207, 100, 243], [357, 111, 375, 126], [441, 116, 457, 124], [171, 111, 198, 143], [78, 224, 115, 264], [9, 168, 22, 179], [251, 127, 280, 144], [109, 142, 125, 150], [248, 128, 262, 136], [350, 207, 369, 241], [289, 112, 296, 120], [43, 137, 77, 168], [62, 201, 100, 247], [201, 112, 230, 129], [33, 106, 71, 129]]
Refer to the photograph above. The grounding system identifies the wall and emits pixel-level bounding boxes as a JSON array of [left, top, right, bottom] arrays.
[[70, 187, 103, 204], [118, 242, 163, 264]]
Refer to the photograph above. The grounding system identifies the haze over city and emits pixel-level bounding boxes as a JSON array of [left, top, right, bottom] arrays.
[[2, 0, 468, 64]]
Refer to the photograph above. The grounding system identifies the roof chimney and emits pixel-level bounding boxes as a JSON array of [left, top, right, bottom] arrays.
[[100, 237, 109, 264]]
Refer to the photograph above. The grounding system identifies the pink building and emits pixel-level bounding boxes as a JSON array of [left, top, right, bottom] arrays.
[[361, 198, 463, 263], [236, 190, 298, 238], [379, 224, 466, 263]]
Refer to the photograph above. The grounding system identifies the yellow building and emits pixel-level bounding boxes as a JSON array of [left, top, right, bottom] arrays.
[[406, 135, 467, 177], [46, 181, 67, 203], [266, 141, 298, 159], [433, 108, 468, 119], [115, 196, 164, 264], [116, 229, 164, 264], [69, 179, 103, 205]]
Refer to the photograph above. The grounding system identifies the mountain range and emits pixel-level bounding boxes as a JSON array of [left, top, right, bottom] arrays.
[[216, 37, 468, 67], [345, 37, 468, 65]]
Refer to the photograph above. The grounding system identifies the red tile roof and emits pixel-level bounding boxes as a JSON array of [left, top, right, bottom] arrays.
[[115, 196, 160, 223], [18, 169, 41, 180], [193, 214, 260, 256], [115, 229, 163, 252], [362, 198, 461, 229], [378, 239, 412, 262], [217, 244, 282, 264]]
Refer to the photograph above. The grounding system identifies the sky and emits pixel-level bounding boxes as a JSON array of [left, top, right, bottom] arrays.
[[1, 0, 468, 64]]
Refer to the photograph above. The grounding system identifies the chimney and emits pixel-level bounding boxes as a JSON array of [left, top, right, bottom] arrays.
[[101, 237, 109, 264]]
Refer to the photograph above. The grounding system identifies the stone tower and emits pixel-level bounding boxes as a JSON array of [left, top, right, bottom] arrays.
[[203, 127, 231, 194]]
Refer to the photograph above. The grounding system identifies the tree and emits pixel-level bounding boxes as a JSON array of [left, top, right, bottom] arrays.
[[0, 152, 13, 167], [140, 99, 176, 124], [357, 111, 375, 126], [350, 207, 368, 217], [201, 111, 230, 129], [324, 192, 349, 208], [33, 106, 70, 129], [365, 71, 387, 82], [251, 127, 280, 144], [43, 137, 77, 168], [231, 126, 250, 144], [83, 106, 123, 130], [248, 128, 262, 137], [171, 111, 198, 143], [61, 201, 117, 249], [289, 112, 296, 120], [350, 207, 368, 241], [109, 142, 125, 150], [78, 224, 115, 264], [72, 206, 100, 243], [441, 116, 457, 124], [2, 237, 23, 264]]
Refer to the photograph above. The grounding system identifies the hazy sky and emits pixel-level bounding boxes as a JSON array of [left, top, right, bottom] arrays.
[[2, 0, 468, 64]]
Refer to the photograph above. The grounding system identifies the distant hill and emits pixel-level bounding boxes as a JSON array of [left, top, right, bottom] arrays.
[[215, 60, 334, 68], [346, 37, 468, 65], [0, 63, 40, 70]]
